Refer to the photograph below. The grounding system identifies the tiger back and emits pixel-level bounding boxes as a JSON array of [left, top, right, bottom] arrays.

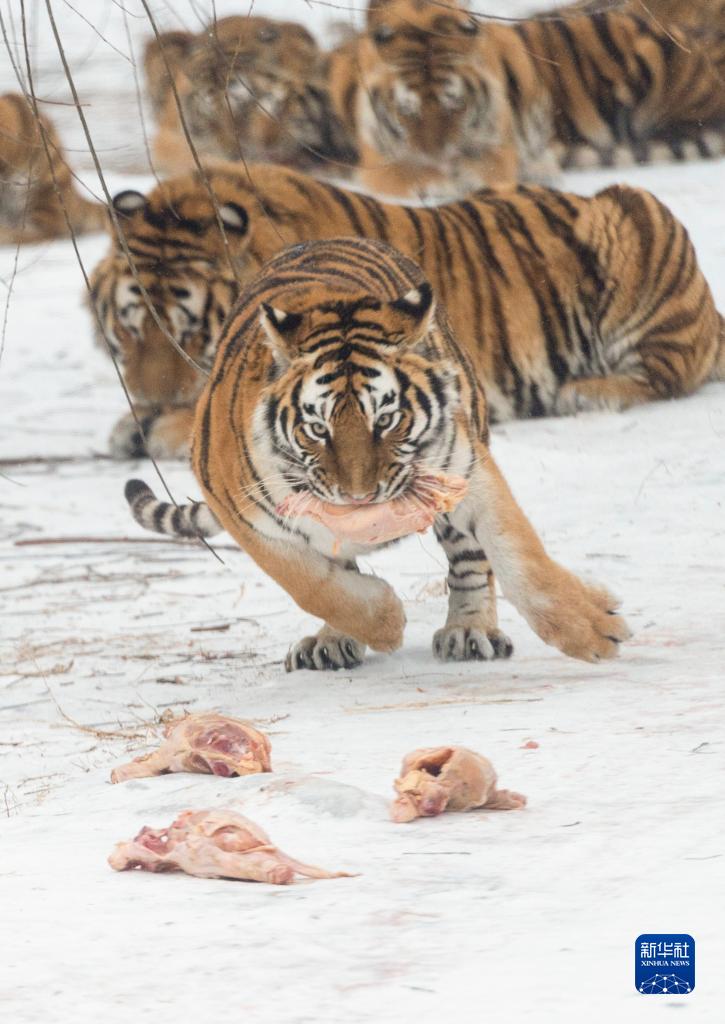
[[515, 9, 725, 167]]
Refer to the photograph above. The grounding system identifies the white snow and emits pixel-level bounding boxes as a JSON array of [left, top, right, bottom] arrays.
[[1, 2, 724, 1022]]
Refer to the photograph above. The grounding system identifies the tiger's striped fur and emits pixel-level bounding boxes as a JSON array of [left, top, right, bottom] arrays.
[[553, 0, 725, 34], [327, 0, 558, 200], [0, 92, 106, 245], [146, 15, 357, 177], [515, 7, 725, 169], [126, 237, 631, 671], [327, 0, 725, 198], [89, 162, 724, 458]]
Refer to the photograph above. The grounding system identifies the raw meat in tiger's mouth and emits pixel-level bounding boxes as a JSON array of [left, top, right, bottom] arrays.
[[391, 746, 527, 822], [108, 809, 353, 884], [110, 713, 271, 783], [276, 471, 468, 546]]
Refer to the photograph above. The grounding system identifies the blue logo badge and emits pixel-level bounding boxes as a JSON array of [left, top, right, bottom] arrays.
[[635, 934, 695, 994]]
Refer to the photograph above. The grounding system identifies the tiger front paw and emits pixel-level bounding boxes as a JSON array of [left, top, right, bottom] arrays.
[[285, 631, 366, 672], [433, 625, 513, 662], [145, 409, 193, 460], [108, 409, 192, 460], [520, 561, 632, 662], [108, 411, 157, 459]]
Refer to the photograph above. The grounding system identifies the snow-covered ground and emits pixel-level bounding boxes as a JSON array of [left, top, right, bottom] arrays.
[[1, 3, 724, 1022]]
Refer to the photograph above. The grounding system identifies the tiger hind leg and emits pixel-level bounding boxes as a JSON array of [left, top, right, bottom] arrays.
[[285, 624, 367, 672], [554, 375, 658, 415], [431, 515, 513, 663]]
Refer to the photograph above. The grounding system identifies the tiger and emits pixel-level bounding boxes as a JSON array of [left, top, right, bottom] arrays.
[[124, 236, 632, 672], [0, 92, 106, 246], [515, 4, 725, 170], [146, 15, 357, 177], [326, 0, 558, 200], [551, 0, 725, 34], [88, 162, 725, 460], [327, 0, 725, 199]]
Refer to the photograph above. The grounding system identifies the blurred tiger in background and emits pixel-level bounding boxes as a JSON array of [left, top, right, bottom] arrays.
[[327, 0, 558, 200], [145, 15, 357, 177], [0, 92, 106, 245], [123, 237, 631, 671], [553, 0, 725, 33], [328, 0, 725, 199], [88, 162, 724, 459], [516, 4, 725, 170]]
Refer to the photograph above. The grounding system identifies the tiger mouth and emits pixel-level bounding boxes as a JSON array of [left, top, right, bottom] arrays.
[[289, 470, 467, 511]]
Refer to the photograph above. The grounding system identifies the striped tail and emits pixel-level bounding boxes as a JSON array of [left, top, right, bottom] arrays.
[[557, 130, 725, 171], [125, 479, 222, 539]]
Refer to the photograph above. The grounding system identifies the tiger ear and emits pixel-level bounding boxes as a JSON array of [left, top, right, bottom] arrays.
[[386, 282, 436, 346], [218, 202, 248, 235], [259, 303, 305, 367], [112, 190, 146, 217]]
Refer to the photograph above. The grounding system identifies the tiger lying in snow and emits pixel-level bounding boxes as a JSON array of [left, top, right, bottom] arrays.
[[88, 162, 725, 460], [144, 15, 356, 177], [327, 0, 725, 200], [0, 92, 105, 246], [125, 237, 631, 671]]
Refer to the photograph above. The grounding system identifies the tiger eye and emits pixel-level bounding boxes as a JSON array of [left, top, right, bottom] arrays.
[[257, 26, 279, 43], [373, 25, 394, 44]]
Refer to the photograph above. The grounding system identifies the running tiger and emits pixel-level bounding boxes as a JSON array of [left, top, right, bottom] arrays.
[[88, 163, 725, 458], [0, 92, 106, 245], [327, 0, 725, 198], [125, 237, 632, 671], [145, 15, 356, 176]]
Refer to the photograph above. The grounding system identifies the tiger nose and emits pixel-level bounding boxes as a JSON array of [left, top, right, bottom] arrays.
[[342, 489, 376, 505]]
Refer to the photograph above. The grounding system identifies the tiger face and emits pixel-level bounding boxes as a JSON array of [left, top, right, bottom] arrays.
[[167, 16, 353, 170], [362, 0, 492, 159], [254, 281, 461, 505], [88, 186, 248, 409]]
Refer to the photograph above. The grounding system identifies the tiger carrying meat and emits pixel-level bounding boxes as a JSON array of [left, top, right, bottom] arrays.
[[124, 237, 632, 671], [88, 162, 725, 459], [0, 92, 106, 245], [327, 0, 725, 199], [146, 15, 357, 177]]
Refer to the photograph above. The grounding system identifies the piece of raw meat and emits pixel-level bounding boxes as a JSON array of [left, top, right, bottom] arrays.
[[276, 471, 468, 546], [391, 746, 527, 822], [108, 809, 351, 884], [110, 713, 271, 783]]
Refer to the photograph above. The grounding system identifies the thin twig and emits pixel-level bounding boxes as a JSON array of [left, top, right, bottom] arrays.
[[14, 535, 240, 550], [138, 0, 242, 287]]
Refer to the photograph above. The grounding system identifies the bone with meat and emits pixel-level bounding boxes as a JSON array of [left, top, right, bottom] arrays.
[[276, 471, 468, 546], [110, 713, 271, 783], [108, 809, 351, 884], [391, 746, 527, 822]]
